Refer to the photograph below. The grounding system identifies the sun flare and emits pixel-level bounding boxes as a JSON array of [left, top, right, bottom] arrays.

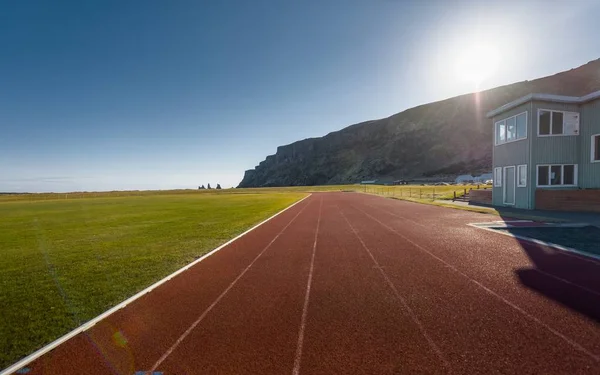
[[454, 44, 499, 87]]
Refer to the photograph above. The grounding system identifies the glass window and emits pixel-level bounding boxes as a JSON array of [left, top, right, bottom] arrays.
[[538, 166, 549, 186], [563, 165, 575, 185], [593, 135, 600, 161], [494, 167, 502, 187], [539, 111, 551, 135], [497, 121, 506, 143], [538, 164, 577, 186], [506, 117, 516, 141], [550, 165, 562, 185], [516, 113, 527, 139], [552, 112, 564, 134], [518, 165, 527, 187], [496, 113, 527, 145]]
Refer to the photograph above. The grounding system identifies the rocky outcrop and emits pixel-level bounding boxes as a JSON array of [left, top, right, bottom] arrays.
[[238, 59, 600, 187]]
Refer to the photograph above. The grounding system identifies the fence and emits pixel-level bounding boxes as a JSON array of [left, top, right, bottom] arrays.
[[361, 184, 487, 201]]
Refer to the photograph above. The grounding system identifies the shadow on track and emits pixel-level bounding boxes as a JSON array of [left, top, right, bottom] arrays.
[[511, 239, 600, 323]]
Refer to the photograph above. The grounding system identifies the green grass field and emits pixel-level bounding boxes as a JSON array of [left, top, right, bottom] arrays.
[[0, 192, 304, 368]]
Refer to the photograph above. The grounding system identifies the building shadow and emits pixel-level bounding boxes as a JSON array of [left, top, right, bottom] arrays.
[[508, 237, 600, 323]]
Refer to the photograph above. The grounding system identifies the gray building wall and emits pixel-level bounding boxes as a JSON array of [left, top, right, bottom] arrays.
[[529, 101, 582, 201], [579, 98, 600, 188], [491, 103, 532, 208], [491, 95, 600, 209], [530, 101, 580, 164]]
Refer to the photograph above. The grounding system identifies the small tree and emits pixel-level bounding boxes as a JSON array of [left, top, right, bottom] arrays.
[[198, 185, 205, 190], [207, 183, 212, 189], [216, 184, 222, 189]]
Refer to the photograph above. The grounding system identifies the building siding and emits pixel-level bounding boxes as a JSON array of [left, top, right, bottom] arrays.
[[579, 98, 600, 188], [492, 103, 531, 208], [529, 101, 582, 207], [530, 101, 580, 165], [491, 95, 600, 210]]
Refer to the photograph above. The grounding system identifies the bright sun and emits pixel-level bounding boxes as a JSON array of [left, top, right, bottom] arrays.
[[454, 44, 499, 87]]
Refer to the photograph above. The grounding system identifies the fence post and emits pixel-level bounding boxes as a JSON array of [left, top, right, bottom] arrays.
[[420, 189, 422, 199], [432, 187, 435, 201], [453, 191, 456, 201], [409, 188, 412, 197]]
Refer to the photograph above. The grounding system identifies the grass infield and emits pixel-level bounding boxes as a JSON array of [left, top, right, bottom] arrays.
[[0, 191, 304, 369]]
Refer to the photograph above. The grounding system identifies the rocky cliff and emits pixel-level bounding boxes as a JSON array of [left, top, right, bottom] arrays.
[[238, 59, 600, 187]]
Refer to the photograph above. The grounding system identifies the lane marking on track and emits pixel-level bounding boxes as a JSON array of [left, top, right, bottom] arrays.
[[150, 197, 314, 372], [466, 224, 600, 297], [292, 196, 323, 375], [360, 201, 427, 228], [467, 223, 600, 264], [1, 194, 312, 375], [339, 208, 451, 371], [533, 269, 600, 297], [354, 205, 600, 363]]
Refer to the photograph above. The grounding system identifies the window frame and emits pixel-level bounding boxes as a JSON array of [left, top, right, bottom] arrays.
[[495, 111, 528, 146], [537, 109, 577, 137], [536, 164, 578, 187], [494, 167, 502, 187], [592, 134, 600, 163], [517, 164, 527, 187]]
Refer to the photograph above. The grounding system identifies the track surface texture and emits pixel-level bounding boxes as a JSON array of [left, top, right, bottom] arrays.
[[8, 193, 600, 375]]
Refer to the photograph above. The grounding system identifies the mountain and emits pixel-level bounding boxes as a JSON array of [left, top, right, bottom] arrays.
[[238, 59, 600, 187]]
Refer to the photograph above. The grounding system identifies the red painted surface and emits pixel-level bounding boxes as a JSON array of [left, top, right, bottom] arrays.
[[11, 193, 600, 375]]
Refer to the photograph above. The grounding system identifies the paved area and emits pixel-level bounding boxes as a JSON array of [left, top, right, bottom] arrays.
[[441, 199, 600, 227], [5, 193, 600, 375], [496, 226, 600, 256]]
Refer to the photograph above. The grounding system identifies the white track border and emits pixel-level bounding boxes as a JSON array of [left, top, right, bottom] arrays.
[[0, 194, 311, 375], [467, 223, 600, 263]]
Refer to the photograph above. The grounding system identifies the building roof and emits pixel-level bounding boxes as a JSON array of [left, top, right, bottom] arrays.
[[486, 89, 600, 118]]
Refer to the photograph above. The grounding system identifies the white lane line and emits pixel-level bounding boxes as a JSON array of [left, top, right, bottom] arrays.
[[534, 269, 600, 297], [361, 201, 427, 228], [339, 208, 451, 371], [0, 194, 312, 375], [148, 197, 313, 372], [292, 196, 323, 375], [465, 225, 600, 297], [355, 206, 600, 363], [467, 223, 600, 264]]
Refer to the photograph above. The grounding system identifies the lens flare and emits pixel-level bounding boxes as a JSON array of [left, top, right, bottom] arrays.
[[454, 44, 499, 87]]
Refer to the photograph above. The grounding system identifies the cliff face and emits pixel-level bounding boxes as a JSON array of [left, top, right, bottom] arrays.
[[238, 59, 600, 187]]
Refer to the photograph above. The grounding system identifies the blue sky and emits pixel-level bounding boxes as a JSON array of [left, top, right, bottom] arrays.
[[2, 0, 599, 192]]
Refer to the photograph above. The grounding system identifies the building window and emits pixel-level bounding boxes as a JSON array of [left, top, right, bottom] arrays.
[[537, 164, 577, 187], [494, 167, 502, 187], [592, 134, 600, 162], [517, 165, 527, 187], [538, 110, 580, 136], [495, 112, 527, 145]]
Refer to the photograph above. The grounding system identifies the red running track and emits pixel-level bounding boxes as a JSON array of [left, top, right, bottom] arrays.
[[6, 193, 600, 374]]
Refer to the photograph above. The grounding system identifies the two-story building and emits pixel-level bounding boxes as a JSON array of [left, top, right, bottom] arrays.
[[486, 90, 600, 212]]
